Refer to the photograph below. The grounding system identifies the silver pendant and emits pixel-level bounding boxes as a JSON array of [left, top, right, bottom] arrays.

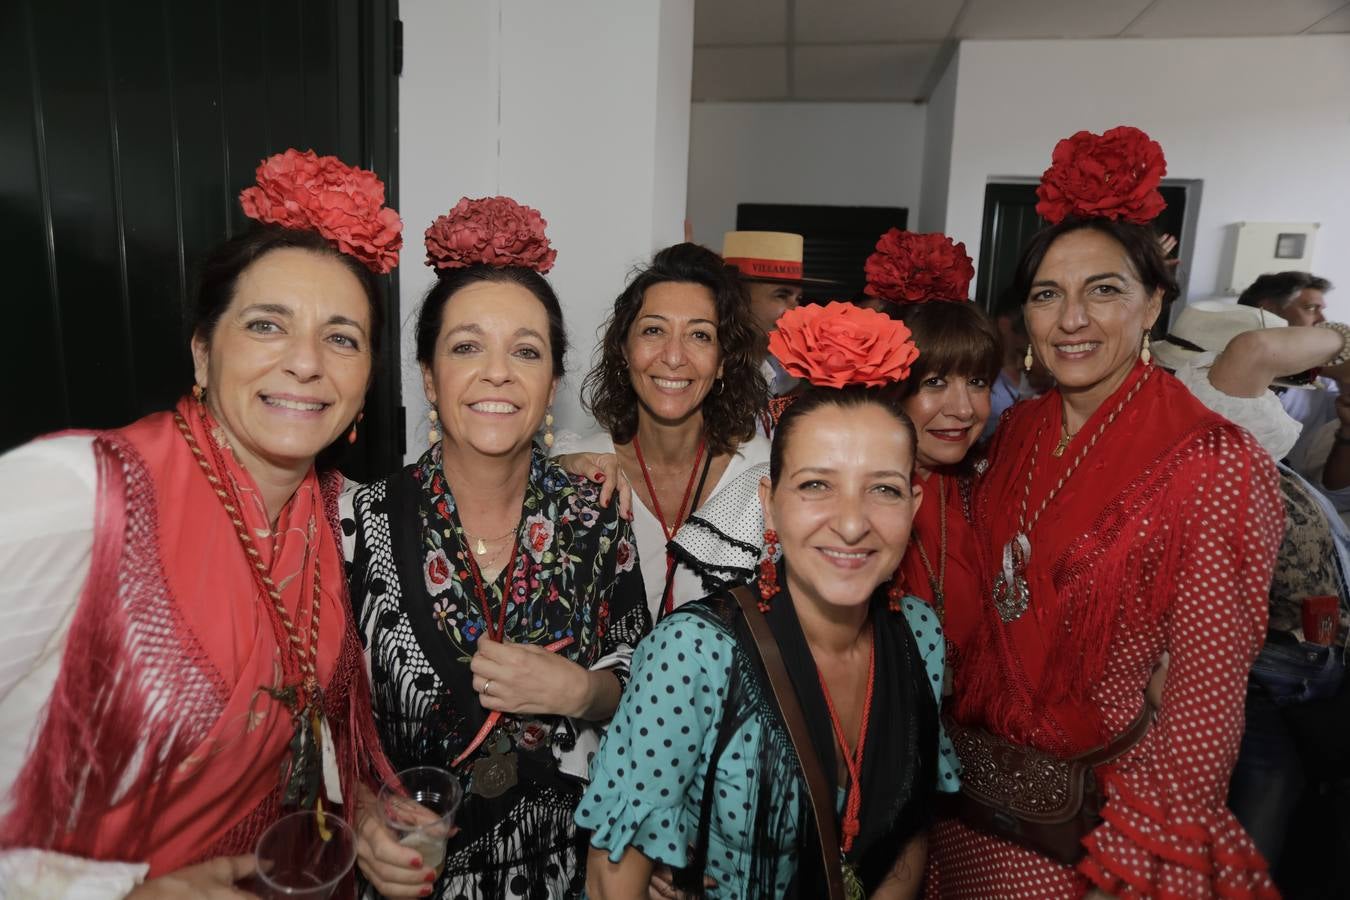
[[992, 533, 1032, 623]]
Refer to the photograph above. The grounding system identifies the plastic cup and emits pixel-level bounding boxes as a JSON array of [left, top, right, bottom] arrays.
[[378, 766, 462, 872], [252, 809, 355, 899]]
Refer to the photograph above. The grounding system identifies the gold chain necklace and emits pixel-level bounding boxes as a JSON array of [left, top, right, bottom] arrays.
[[464, 524, 519, 557], [992, 368, 1152, 623], [913, 475, 948, 621]]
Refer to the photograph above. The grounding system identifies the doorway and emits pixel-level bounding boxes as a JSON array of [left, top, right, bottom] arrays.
[[2, 0, 403, 481]]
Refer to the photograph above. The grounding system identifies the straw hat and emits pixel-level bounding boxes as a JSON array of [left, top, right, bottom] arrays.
[[1151, 300, 1318, 389], [721, 231, 834, 286]]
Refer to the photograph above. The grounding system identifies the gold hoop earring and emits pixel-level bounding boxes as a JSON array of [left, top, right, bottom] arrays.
[[1140, 333, 1152, 366], [428, 409, 441, 445], [1024, 345, 1034, 372]]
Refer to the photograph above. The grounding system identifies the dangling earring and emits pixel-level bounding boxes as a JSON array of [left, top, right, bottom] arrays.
[[1024, 344, 1034, 372], [757, 529, 781, 612], [543, 410, 555, 449], [428, 409, 441, 445], [348, 410, 364, 445], [1140, 333, 1152, 366], [192, 383, 206, 403], [887, 570, 905, 613]]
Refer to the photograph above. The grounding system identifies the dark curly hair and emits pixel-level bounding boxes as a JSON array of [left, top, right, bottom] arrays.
[[581, 242, 766, 456]]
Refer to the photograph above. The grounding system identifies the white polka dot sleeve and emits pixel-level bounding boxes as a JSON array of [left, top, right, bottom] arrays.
[[1080, 427, 1283, 898]]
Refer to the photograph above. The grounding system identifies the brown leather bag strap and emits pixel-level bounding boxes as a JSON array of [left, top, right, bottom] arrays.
[[1073, 697, 1156, 767], [730, 586, 846, 900]]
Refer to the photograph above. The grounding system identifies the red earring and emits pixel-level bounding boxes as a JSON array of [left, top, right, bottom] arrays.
[[757, 529, 780, 612], [887, 570, 905, 613], [348, 410, 365, 445]]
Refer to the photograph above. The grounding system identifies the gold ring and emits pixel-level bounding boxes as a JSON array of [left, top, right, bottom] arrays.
[[483, 680, 492, 695]]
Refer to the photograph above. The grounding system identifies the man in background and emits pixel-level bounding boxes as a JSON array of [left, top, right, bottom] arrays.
[[721, 231, 830, 397]]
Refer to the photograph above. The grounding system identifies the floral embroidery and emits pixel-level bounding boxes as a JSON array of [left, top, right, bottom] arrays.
[[615, 537, 636, 574], [425, 548, 452, 596], [410, 442, 644, 665]]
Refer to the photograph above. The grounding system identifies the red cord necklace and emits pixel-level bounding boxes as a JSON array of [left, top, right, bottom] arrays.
[[632, 434, 707, 615], [461, 534, 519, 643], [814, 627, 876, 854]]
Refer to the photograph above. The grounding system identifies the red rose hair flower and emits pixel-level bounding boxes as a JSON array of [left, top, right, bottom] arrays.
[[863, 230, 974, 304], [768, 302, 920, 389], [1035, 125, 1167, 225], [239, 148, 403, 274], [424, 196, 557, 273]]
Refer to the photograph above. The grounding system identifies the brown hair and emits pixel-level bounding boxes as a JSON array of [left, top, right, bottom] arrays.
[[886, 301, 1001, 401], [770, 386, 917, 484], [581, 243, 767, 455], [1009, 217, 1178, 310]]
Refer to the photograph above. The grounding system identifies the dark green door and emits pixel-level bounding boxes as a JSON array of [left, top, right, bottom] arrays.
[[2, 0, 403, 481], [976, 181, 1193, 317]]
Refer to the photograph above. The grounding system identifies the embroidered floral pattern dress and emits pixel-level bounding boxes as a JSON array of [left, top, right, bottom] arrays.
[[342, 444, 650, 899]]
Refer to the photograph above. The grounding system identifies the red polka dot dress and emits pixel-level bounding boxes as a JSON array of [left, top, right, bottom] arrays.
[[928, 364, 1283, 898]]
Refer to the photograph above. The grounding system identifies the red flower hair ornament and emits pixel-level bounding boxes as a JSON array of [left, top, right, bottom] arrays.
[[424, 196, 557, 273], [768, 302, 920, 390], [1035, 125, 1167, 225], [864, 229, 974, 304], [239, 148, 403, 274]]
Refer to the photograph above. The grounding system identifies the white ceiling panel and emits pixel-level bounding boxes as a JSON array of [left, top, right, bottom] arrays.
[[694, 0, 787, 45], [1124, 0, 1345, 37], [1308, 3, 1350, 32], [958, 0, 1153, 39], [794, 0, 964, 44], [692, 46, 790, 100], [793, 43, 941, 100]]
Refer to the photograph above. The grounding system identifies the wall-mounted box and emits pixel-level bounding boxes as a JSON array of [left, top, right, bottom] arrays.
[[1227, 221, 1319, 295]]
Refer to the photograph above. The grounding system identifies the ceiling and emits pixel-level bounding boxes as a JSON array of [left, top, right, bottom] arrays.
[[693, 0, 1350, 102]]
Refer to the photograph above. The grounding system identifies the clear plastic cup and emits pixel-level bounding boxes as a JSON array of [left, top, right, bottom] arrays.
[[378, 766, 462, 871], [252, 809, 355, 899]]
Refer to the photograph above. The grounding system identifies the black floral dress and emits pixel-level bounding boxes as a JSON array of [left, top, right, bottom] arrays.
[[342, 444, 650, 898]]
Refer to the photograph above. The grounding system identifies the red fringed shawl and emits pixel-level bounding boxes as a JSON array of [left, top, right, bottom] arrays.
[[0, 400, 394, 877], [947, 363, 1283, 898]]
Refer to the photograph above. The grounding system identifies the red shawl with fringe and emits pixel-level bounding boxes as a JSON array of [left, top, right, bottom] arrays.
[[0, 399, 393, 878], [942, 363, 1283, 898]]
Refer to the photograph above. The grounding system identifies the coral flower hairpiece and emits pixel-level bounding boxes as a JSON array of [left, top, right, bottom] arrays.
[[864, 229, 974, 304], [424, 196, 557, 273], [239, 148, 403, 274], [768, 302, 920, 390], [1035, 125, 1167, 225]]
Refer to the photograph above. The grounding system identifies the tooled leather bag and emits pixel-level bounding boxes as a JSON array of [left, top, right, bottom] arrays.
[[944, 700, 1154, 865]]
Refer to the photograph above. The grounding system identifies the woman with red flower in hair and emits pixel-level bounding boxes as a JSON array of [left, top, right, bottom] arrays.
[[342, 197, 650, 899], [0, 149, 402, 896], [582, 301, 960, 900], [927, 127, 1282, 898], [863, 230, 1001, 681]]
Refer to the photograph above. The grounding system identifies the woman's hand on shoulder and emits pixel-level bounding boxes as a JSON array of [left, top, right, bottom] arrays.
[[125, 856, 259, 899], [554, 453, 633, 521], [354, 781, 441, 898]]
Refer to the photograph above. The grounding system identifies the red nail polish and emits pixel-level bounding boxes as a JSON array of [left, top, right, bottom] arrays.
[[594, 472, 605, 481], [420, 887, 433, 897], [409, 856, 423, 868], [425, 869, 437, 883]]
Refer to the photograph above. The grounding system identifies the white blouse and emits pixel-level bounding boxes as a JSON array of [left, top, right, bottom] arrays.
[[555, 432, 772, 618], [0, 435, 150, 896]]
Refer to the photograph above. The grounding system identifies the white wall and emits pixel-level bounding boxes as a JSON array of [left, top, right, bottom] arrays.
[[918, 52, 958, 234], [398, 0, 693, 457], [941, 35, 1350, 318], [686, 102, 927, 250]]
